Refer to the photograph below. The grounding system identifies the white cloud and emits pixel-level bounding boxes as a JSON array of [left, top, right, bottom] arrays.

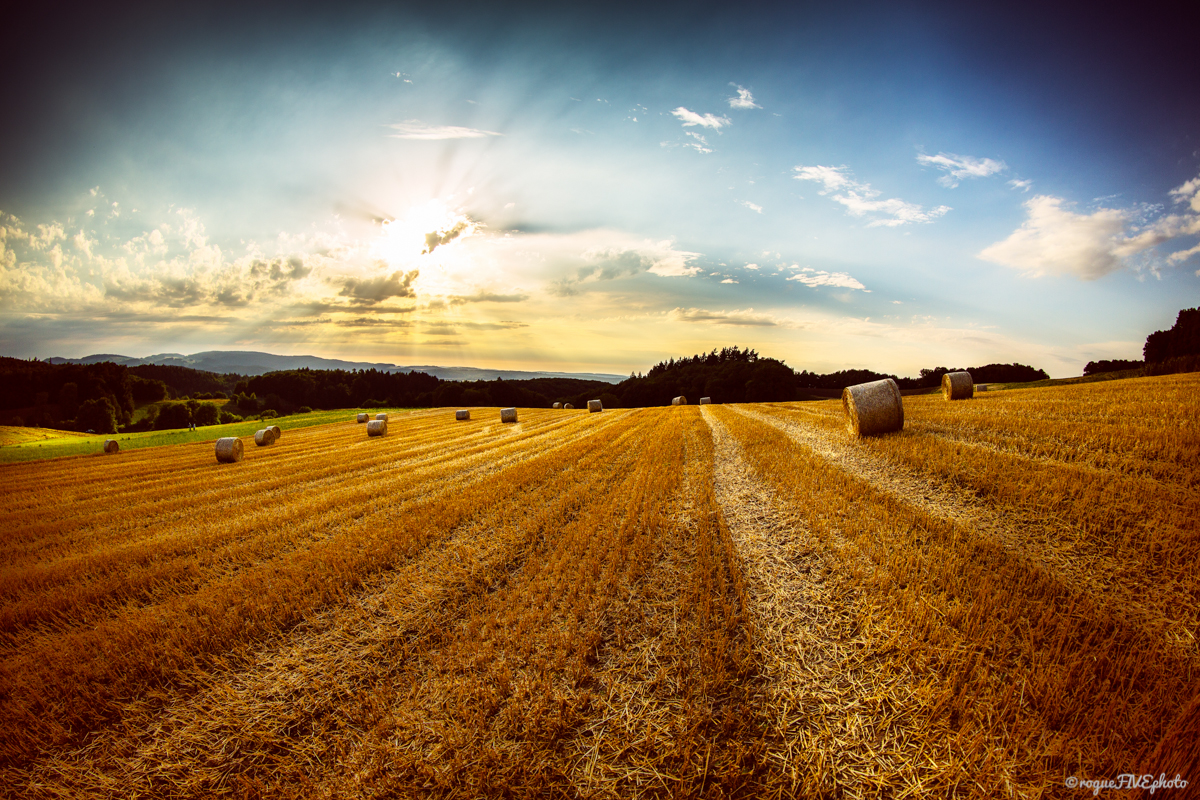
[[794, 165, 950, 227], [917, 152, 1007, 188], [721, 278, 738, 284], [387, 121, 502, 140], [740, 200, 763, 213], [786, 267, 868, 290], [978, 190, 1200, 279], [1170, 175, 1200, 213], [743, 263, 759, 270], [1009, 179, 1033, 192], [671, 107, 731, 130], [727, 84, 761, 109]]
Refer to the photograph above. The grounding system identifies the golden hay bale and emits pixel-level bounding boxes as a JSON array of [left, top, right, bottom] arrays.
[[699, 397, 712, 405], [254, 428, 276, 447], [587, 399, 603, 412], [375, 413, 389, 422], [269, 424, 282, 440], [367, 419, 387, 437], [500, 407, 518, 423], [215, 437, 243, 463], [563, 403, 574, 409], [1137, 692, 1200, 798], [455, 409, 471, 421], [941, 371, 974, 400], [102, 439, 119, 454], [357, 413, 368, 423], [672, 395, 688, 406], [842, 378, 904, 436], [552, 402, 562, 409]]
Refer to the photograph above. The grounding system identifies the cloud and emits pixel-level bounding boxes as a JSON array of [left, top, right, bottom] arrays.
[[387, 121, 502, 140], [1170, 175, 1200, 214], [917, 152, 1007, 188], [740, 200, 763, 213], [1009, 179, 1033, 192], [423, 220, 470, 254], [671, 107, 731, 130], [977, 190, 1200, 279], [338, 269, 419, 303], [669, 307, 779, 326], [786, 267, 868, 290], [794, 165, 951, 226], [448, 291, 529, 303], [720, 278, 738, 284], [728, 84, 761, 109]]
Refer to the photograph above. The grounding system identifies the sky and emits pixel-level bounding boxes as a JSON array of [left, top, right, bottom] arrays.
[[1, 0, 1197, 378]]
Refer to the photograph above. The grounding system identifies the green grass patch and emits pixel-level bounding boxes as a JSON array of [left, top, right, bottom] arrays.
[[0, 408, 412, 464]]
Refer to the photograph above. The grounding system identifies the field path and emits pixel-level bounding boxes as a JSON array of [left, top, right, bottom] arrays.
[[701, 407, 940, 797], [731, 404, 1199, 659]]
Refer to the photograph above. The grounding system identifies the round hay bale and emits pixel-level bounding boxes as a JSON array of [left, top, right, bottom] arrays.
[[699, 397, 712, 405], [563, 403, 574, 409], [552, 402, 562, 409], [269, 424, 282, 440], [215, 437, 244, 463], [357, 413, 368, 423], [375, 413, 389, 422], [587, 399, 603, 413], [102, 439, 119, 454], [367, 419, 387, 437], [455, 409, 471, 421], [672, 395, 688, 406], [500, 407, 518, 423], [842, 378, 904, 436], [254, 428, 276, 447], [941, 371, 974, 400]]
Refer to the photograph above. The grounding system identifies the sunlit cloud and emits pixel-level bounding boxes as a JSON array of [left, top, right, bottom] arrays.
[[786, 266, 868, 290], [978, 180, 1200, 279], [386, 121, 502, 139], [794, 165, 951, 226], [740, 200, 763, 213], [1009, 178, 1033, 192], [669, 307, 782, 326], [917, 152, 1006, 188]]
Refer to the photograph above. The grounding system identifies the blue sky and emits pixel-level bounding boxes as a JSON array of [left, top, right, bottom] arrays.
[[1, 1, 1197, 377]]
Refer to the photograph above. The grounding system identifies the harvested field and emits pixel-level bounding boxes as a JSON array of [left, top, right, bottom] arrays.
[[0, 376, 1197, 798]]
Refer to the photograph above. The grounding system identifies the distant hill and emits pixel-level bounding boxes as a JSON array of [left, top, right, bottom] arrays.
[[46, 350, 625, 383]]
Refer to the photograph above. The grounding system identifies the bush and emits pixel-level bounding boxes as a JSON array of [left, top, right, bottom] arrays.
[[298, 406, 312, 414], [219, 410, 240, 424], [259, 409, 278, 420], [193, 402, 221, 427], [155, 402, 192, 430]]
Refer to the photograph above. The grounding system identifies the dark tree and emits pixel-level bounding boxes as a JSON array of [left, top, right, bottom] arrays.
[[76, 397, 118, 434]]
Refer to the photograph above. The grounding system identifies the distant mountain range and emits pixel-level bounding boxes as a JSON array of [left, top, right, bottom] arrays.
[[45, 350, 625, 384]]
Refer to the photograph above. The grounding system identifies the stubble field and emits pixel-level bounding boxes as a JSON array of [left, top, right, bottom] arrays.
[[1, 373, 1197, 798]]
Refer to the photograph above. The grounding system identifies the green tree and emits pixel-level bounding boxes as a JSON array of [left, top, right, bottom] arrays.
[[76, 397, 118, 434], [193, 402, 220, 426]]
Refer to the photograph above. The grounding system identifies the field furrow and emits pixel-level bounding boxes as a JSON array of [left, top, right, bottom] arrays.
[[710, 401, 1198, 792], [0, 410, 640, 769], [736, 404, 1200, 656], [702, 407, 943, 798]]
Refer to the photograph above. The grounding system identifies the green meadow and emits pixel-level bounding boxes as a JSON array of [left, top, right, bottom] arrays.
[[0, 408, 409, 464]]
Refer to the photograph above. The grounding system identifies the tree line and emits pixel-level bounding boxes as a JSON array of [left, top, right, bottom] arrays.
[[7, 305, 1197, 434]]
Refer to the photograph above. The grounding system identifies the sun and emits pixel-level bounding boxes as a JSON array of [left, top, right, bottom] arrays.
[[372, 199, 479, 267]]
